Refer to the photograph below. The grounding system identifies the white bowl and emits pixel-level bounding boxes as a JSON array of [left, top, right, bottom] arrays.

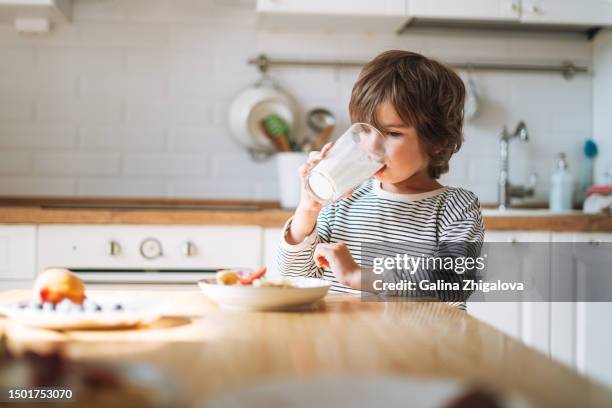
[[198, 277, 331, 311]]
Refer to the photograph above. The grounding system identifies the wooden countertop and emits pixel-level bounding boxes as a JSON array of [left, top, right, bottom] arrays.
[[0, 197, 610, 231], [1, 290, 611, 407], [0, 206, 610, 231]]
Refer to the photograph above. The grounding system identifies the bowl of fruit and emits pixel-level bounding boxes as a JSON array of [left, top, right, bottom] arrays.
[[198, 267, 331, 311]]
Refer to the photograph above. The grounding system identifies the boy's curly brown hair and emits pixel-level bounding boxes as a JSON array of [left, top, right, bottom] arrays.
[[349, 50, 465, 179]]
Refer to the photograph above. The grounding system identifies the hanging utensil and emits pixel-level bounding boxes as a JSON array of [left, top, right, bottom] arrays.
[[306, 108, 336, 151], [463, 67, 480, 122]]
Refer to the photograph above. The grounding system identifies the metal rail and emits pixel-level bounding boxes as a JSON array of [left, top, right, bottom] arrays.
[[248, 54, 589, 79]]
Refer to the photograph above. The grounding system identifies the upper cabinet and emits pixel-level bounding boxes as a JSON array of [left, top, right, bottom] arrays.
[[257, 0, 406, 16], [409, 0, 520, 22], [257, 0, 612, 34], [520, 0, 612, 26], [0, 0, 72, 32], [256, 0, 408, 31]]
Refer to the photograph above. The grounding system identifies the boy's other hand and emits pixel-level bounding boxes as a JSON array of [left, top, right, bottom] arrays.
[[313, 242, 361, 290]]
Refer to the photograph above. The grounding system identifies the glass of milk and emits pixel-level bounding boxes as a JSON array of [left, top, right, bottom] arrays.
[[305, 123, 386, 205]]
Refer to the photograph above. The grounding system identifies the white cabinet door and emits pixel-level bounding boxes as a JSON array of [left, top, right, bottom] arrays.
[[409, 0, 520, 21], [550, 232, 612, 388], [521, 0, 612, 25], [263, 228, 283, 281], [256, 0, 407, 32], [257, 0, 406, 16], [468, 231, 550, 355], [0, 0, 72, 24], [0, 225, 37, 284]]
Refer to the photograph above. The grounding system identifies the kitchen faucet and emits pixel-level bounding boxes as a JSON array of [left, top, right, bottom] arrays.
[[498, 121, 537, 210]]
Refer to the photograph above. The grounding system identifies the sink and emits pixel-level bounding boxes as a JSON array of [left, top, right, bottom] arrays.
[[482, 208, 582, 217]]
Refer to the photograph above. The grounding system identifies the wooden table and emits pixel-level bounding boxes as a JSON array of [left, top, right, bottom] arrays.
[[1, 290, 611, 407]]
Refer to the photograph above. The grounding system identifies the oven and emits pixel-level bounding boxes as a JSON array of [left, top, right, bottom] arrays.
[[37, 225, 263, 287]]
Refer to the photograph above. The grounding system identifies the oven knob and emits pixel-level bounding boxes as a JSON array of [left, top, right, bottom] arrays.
[[140, 238, 163, 260], [183, 241, 197, 257], [107, 240, 122, 256]]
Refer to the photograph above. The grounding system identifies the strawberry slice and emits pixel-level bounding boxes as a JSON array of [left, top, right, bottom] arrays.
[[239, 267, 267, 285]]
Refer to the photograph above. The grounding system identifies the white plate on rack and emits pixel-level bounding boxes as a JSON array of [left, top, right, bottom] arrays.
[[198, 277, 331, 311], [228, 78, 297, 154], [0, 298, 168, 330]]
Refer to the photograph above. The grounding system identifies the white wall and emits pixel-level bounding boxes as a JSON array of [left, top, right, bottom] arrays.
[[0, 0, 594, 204], [593, 29, 612, 185]]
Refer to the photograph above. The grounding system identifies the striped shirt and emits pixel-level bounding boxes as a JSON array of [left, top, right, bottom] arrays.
[[277, 178, 485, 309]]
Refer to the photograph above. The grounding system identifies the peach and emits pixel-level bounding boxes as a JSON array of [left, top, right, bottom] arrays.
[[34, 268, 86, 304]]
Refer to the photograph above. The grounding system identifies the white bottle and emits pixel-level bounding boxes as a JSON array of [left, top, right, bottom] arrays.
[[549, 153, 575, 212]]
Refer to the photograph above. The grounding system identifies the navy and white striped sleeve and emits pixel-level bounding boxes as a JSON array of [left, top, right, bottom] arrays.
[[276, 204, 335, 278]]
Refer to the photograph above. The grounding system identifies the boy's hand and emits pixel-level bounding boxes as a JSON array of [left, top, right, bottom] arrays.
[[313, 242, 361, 289], [297, 142, 334, 212]]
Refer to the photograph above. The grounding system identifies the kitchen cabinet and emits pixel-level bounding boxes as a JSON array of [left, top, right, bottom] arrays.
[[0, 0, 72, 26], [256, 0, 408, 32], [550, 232, 612, 387], [520, 0, 612, 26], [263, 227, 283, 280], [467, 231, 551, 356], [0, 225, 36, 289], [257, 0, 406, 16], [409, 0, 521, 22]]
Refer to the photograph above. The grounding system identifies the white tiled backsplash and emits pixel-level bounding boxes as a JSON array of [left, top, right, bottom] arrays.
[[0, 0, 598, 204]]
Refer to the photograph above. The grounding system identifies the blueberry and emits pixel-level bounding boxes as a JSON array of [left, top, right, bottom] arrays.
[[113, 304, 123, 311], [42, 302, 56, 311], [56, 299, 73, 312]]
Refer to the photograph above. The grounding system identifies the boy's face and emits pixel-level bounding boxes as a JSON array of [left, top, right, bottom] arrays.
[[371, 101, 430, 183]]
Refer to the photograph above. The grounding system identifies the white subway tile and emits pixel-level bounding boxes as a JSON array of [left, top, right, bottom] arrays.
[[37, 48, 124, 74], [167, 126, 239, 152], [79, 126, 165, 150], [36, 100, 123, 123], [126, 102, 213, 125], [80, 73, 168, 100], [77, 178, 166, 197], [253, 180, 279, 200], [467, 156, 500, 183], [0, 176, 75, 196], [125, 49, 171, 74], [35, 152, 121, 175], [211, 151, 277, 180], [0, 70, 78, 97], [169, 75, 223, 100], [170, 102, 214, 124], [0, 151, 32, 175], [123, 153, 208, 176], [0, 100, 34, 122], [78, 23, 169, 47], [0, 48, 35, 72], [0, 125, 77, 148], [167, 179, 253, 199]]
